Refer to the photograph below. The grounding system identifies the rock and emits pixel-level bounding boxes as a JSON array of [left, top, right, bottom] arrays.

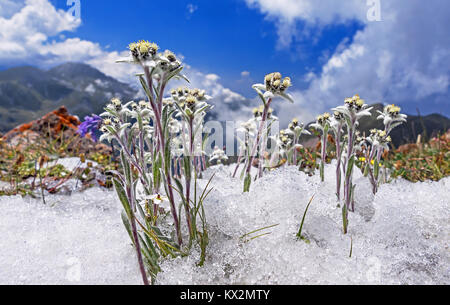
[[2, 106, 111, 155]]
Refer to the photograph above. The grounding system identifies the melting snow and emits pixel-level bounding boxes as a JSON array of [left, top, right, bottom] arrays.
[[0, 164, 448, 284]]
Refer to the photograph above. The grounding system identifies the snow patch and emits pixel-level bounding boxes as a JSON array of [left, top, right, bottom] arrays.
[[0, 164, 448, 284]]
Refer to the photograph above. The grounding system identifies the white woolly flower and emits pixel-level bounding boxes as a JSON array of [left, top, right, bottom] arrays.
[[332, 94, 373, 125], [209, 146, 228, 164], [376, 104, 407, 133], [252, 72, 295, 104]]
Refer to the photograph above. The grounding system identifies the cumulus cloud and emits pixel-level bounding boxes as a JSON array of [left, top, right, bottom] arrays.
[[245, 0, 367, 48], [246, 0, 450, 119]]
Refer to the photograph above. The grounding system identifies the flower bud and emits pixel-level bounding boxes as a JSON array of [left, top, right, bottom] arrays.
[[273, 72, 282, 80]]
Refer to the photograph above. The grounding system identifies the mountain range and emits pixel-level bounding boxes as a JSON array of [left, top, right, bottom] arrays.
[[0, 63, 137, 132], [0, 63, 448, 146]]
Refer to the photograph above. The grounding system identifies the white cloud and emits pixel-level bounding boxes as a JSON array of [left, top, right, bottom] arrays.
[[245, 0, 367, 48], [246, 0, 450, 118], [186, 3, 198, 18], [241, 71, 250, 77]]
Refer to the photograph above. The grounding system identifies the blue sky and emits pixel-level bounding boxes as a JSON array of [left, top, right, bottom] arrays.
[[46, 0, 362, 94], [0, 0, 449, 123]]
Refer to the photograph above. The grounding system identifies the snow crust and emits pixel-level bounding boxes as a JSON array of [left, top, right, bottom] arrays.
[[0, 188, 141, 285], [0, 163, 448, 284]]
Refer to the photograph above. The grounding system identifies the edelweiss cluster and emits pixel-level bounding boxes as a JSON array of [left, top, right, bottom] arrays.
[[377, 104, 408, 133], [264, 72, 291, 94], [128, 40, 159, 60], [344, 94, 365, 111], [307, 95, 407, 234], [367, 129, 392, 150], [79, 40, 216, 285], [77, 36, 411, 285]]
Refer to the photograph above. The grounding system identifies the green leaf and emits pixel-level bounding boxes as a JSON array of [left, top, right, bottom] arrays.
[[363, 163, 369, 177], [243, 173, 251, 192], [153, 153, 162, 189], [121, 211, 134, 243], [114, 178, 132, 219], [183, 156, 191, 181], [320, 162, 325, 182], [139, 75, 152, 99], [120, 150, 131, 184], [342, 204, 348, 235], [346, 155, 355, 181], [297, 195, 315, 240], [374, 159, 380, 180]]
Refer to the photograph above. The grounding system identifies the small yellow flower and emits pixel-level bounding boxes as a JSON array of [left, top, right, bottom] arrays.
[[128, 43, 138, 52], [273, 72, 282, 80], [282, 77, 291, 88], [359, 157, 366, 162], [111, 98, 121, 106], [264, 73, 273, 83], [164, 50, 177, 62], [378, 130, 387, 137], [185, 95, 197, 108], [387, 104, 401, 115], [129, 40, 159, 58], [139, 100, 148, 108]]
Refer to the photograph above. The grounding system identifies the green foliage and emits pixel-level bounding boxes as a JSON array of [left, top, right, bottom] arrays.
[[385, 132, 450, 182]]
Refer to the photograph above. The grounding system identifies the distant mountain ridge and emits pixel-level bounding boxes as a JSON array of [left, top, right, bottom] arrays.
[[302, 103, 450, 147], [0, 63, 137, 132]]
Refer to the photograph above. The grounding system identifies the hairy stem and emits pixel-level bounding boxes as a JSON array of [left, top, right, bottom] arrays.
[[144, 66, 182, 246], [245, 99, 272, 185], [335, 127, 342, 200]]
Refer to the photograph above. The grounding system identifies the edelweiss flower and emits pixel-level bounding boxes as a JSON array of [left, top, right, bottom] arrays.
[[377, 104, 407, 132], [172, 88, 213, 119], [118, 40, 159, 67], [310, 112, 331, 131], [333, 94, 373, 124], [252, 72, 294, 103], [366, 129, 392, 150], [140, 194, 170, 213], [287, 118, 310, 137], [209, 146, 228, 164]]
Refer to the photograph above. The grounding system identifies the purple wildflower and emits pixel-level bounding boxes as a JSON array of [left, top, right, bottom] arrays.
[[78, 114, 102, 142]]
